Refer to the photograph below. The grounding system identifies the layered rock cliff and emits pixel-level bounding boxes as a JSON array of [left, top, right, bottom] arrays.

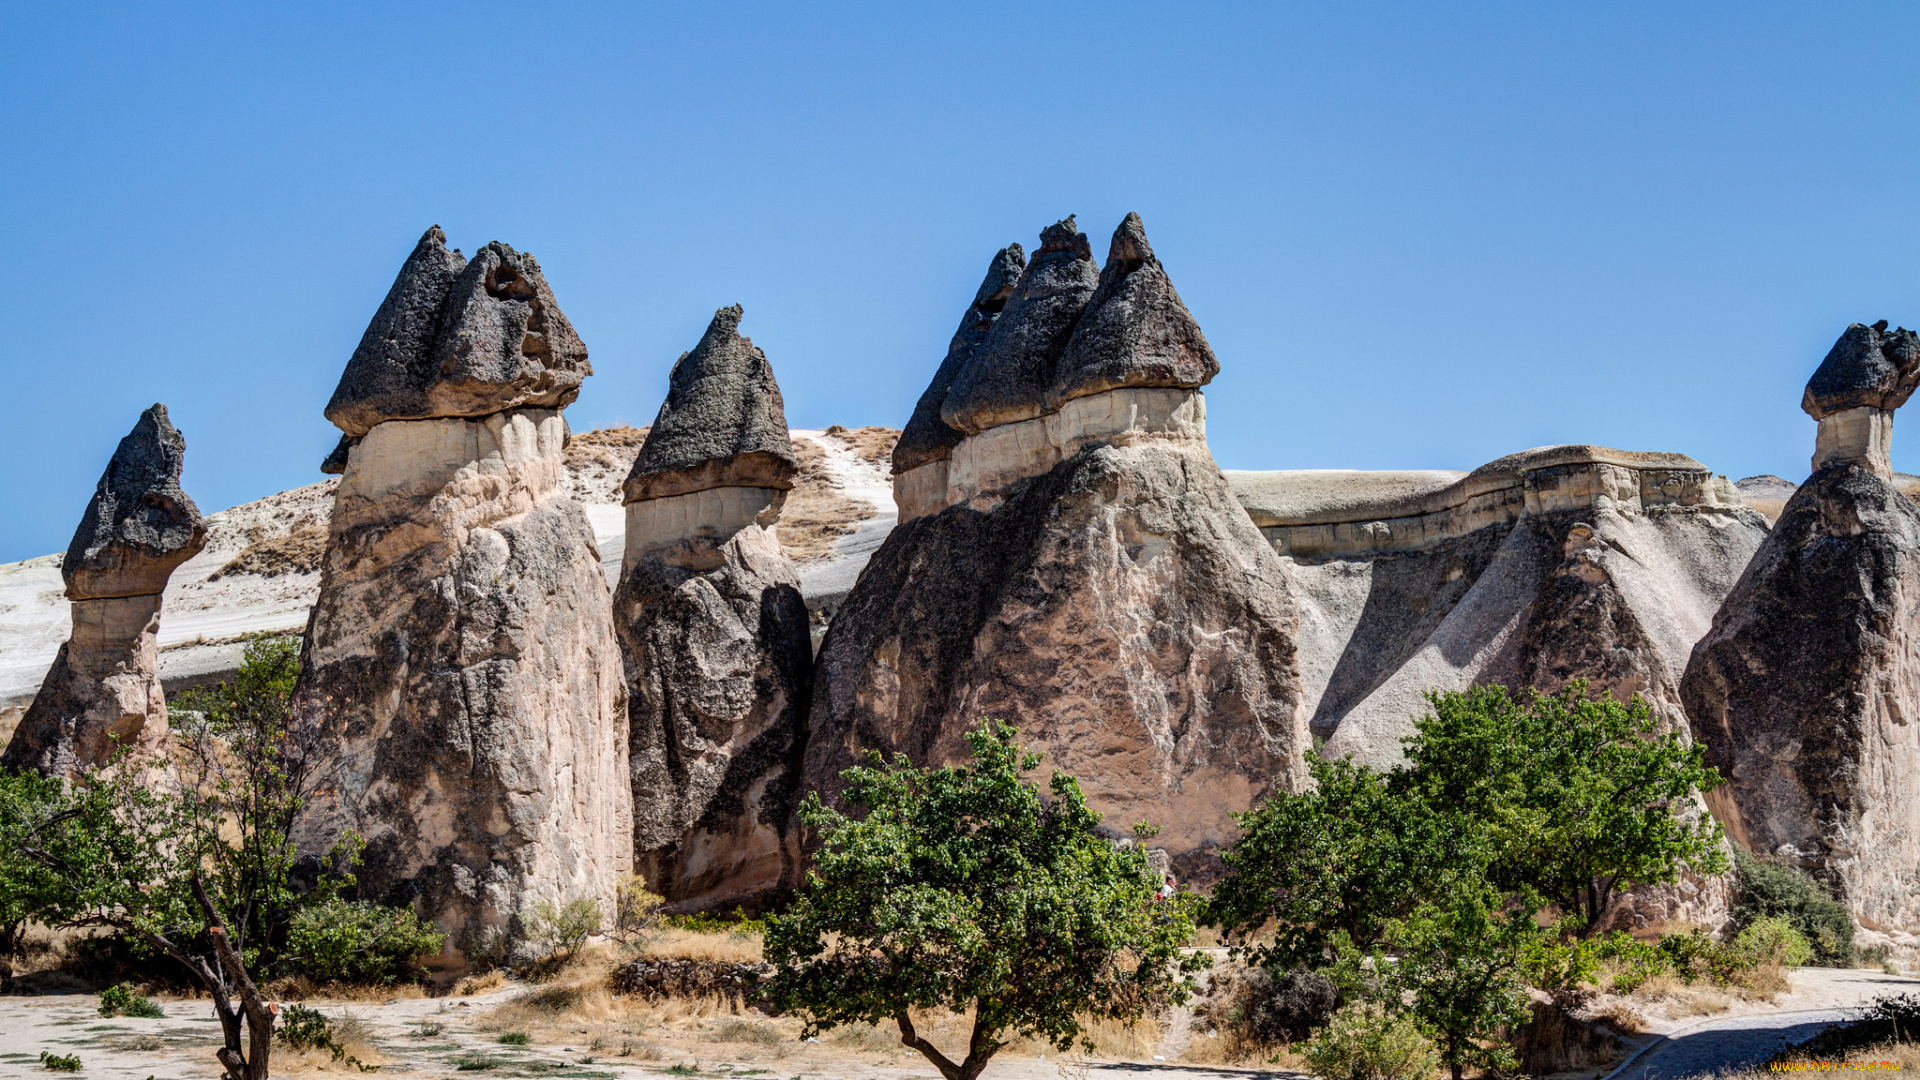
[[1684, 321, 1920, 943], [817, 215, 1309, 883], [615, 306, 811, 911], [3, 404, 206, 775], [297, 228, 631, 967]]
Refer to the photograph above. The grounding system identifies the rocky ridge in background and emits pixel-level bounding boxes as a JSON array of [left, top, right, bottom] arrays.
[[813, 214, 1309, 884], [1685, 321, 1920, 955], [295, 229, 630, 967], [614, 306, 812, 911], [3, 405, 206, 775]]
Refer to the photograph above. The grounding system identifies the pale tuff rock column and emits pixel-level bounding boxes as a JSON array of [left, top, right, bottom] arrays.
[[4, 404, 206, 776], [811, 215, 1309, 885], [614, 305, 811, 911], [891, 244, 1025, 522], [1684, 320, 1920, 947], [1802, 320, 1920, 478], [299, 226, 630, 967]]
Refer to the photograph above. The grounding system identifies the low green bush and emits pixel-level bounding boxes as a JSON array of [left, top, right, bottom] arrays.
[[278, 1004, 377, 1071], [283, 896, 444, 985], [97, 983, 166, 1017], [38, 1051, 82, 1072], [1304, 1001, 1439, 1080], [524, 897, 603, 968], [1244, 966, 1339, 1045], [1731, 851, 1854, 967], [496, 1031, 531, 1045], [1731, 915, 1814, 969]]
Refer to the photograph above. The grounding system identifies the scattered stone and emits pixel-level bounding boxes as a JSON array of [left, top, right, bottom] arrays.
[[4, 405, 205, 775], [609, 957, 772, 1003], [617, 306, 811, 910]]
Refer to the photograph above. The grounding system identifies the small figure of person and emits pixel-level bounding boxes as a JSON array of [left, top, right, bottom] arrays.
[[1159, 874, 1176, 901]]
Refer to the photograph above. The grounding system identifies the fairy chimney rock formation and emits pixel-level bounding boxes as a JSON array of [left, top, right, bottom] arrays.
[[615, 306, 810, 909], [1684, 320, 1920, 942], [4, 405, 206, 775], [299, 228, 630, 967], [1801, 320, 1920, 478], [891, 244, 1025, 521], [324, 226, 591, 437], [814, 215, 1307, 884]]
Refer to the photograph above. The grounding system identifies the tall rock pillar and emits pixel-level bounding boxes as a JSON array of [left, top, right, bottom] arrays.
[[810, 216, 1309, 885], [1683, 321, 1920, 944], [614, 305, 811, 911], [3, 405, 206, 776], [298, 227, 631, 965]]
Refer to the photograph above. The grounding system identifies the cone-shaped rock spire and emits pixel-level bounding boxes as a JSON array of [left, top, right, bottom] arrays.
[[324, 229, 590, 436], [1048, 213, 1217, 411], [64, 403, 207, 600], [1802, 321, 1920, 419], [940, 217, 1099, 435], [892, 244, 1027, 474], [624, 305, 798, 503]]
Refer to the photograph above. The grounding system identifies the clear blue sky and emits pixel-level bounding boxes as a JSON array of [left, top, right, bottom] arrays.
[[2, 3, 1916, 562]]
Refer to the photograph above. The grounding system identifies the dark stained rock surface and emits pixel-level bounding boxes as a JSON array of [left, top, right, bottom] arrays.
[[1048, 213, 1217, 411], [624, 306, 799, 502], [892, 244, 1026, 474], [1682, 461, 1920, 935], [324, 229, 590, 436], [1802, 321, 1920, 419], [807, 439, 1310, 884], [940, 218, 1100, 435], [63, 404, 207, 601], [616, 525, 811, 910], [320, 434, 357, 475]]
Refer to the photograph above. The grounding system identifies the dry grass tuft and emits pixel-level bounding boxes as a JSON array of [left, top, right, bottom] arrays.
[[1588, 998, 1648, 1034], [1718, 1039, 1920, 1080], [264, 975, 427, 1003], [277, 1009, 388, 1072], [454, 970, 509, 997], [643, 928, 764, 963], [780, 437, 875, 563], [211, 523, 328, 579], [823, 424, 900, 470]]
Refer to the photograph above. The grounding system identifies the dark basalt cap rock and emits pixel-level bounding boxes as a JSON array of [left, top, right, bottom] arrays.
[[892, 243, 1027, 475], [64, 404, 207, 600], [1802, 320, 1920, 419], [319, 434, 358, 475], [324, 229, 592, 436], [1049, 212, 1217, 411], [941, 216, 1100, 435], [624, 305, 799, 503]]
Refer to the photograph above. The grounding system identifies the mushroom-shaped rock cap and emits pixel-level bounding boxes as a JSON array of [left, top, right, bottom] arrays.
[[1049, 213, 1217, 411], [940, 216, 1100, 435], [892, 243, 1028, 475], [64, 404, 207, 600], [623, 305, 798, 503], [1802, 321, 1920, 419], [324, 229, 591, 436]]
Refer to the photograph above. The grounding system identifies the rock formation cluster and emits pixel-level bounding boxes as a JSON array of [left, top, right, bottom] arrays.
[[297, 226, 630, 966], [1685, 322, 1920, 944], [3, 405, 206, 776], [818, 214, 1308, 883], [614, 305, 811, 910]]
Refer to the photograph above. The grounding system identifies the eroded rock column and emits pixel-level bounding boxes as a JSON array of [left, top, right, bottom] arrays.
[[615, 305, 810, 911], [1684, 320, 1920, 946], [3, 404, 206, 776], [298, 227, 630, 966], [811, 215, 1309, 885]]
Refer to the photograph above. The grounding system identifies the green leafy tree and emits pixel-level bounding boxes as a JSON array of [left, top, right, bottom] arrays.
[[283, 896, 444, 985], [765, 720, 1205, 1080], [1208, 750, 1480, 969], [4, 637, 363, 1080], [1369, 887, 1545, 1080], [1401, 683, 1727, 936], [0, 767, 80, 974]]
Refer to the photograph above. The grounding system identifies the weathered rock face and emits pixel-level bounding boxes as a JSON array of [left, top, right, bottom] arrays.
[[817, 215, 1306, 884], [1801, 321, 1920, 478], [324, 227, 591, 438], [300, 231, 627, 967], [1683, 464, 1920, 938], [4, 405, 206, 775], [616, 306, 811, 911], [895, 245, 1026, 472], [1239, 446, 1767, 929], [624, 306, 797, 503]]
